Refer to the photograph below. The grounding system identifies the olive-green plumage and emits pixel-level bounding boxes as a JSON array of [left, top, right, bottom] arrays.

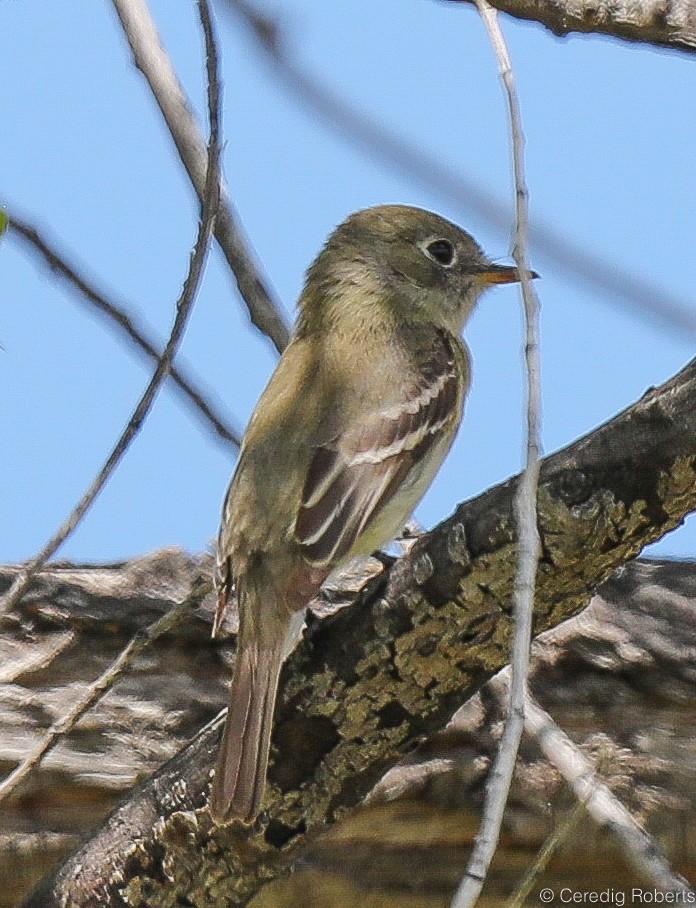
[[210, 205, 525, 823]]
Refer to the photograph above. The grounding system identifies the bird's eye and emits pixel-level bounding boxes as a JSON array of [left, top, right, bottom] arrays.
[[425, 238, 455, 266]]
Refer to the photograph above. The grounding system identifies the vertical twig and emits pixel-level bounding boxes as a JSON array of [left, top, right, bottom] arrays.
[[0, 0, 223, 618], [451, 4, 542, 906]]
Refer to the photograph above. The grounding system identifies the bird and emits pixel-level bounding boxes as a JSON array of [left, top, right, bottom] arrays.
[[210, 204, 529, 823]]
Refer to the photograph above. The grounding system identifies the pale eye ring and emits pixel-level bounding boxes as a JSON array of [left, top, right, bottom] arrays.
[[424, 238, 456, 267]]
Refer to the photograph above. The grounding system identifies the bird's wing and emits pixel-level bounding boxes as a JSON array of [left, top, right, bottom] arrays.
[[213, 555, 233, 637], [294, 330, 463, 566]]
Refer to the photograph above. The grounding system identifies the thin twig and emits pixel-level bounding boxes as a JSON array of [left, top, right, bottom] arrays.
[[452, 5, 542, 906], [0, 0, 222, 618], [110, 0, 290, 353], [7, 213, 241, 451], [525, 694, 694, 894], [223, 0, 696, 342], [0, 578, 211, 805], [504, 799, 587, 908]]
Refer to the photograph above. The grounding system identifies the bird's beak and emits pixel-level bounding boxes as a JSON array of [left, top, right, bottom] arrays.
[[478, 264, 539, 285]]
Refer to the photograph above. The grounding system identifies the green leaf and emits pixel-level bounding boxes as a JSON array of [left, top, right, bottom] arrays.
[[0, 209, 7, 238]]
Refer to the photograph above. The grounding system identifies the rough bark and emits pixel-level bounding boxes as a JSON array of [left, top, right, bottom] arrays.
[[12, 354, 696, 906], [443, 0, 696, 54]]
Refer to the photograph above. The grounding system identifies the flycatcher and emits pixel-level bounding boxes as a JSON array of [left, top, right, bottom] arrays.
[[210, 204, 528, 823]]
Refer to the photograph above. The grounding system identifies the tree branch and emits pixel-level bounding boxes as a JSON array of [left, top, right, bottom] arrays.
[[110, 0, 290, 352], [523, 692, 693, 893], [0, 0, 222, 618], [25, 353, 696, 906], [7, 212, 241, 452], [468, 669, 692, 896], [441, 0, 696, 54], [0, 580, 211, 807]]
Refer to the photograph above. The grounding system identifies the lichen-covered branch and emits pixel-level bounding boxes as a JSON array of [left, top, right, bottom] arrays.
[[25, 355, 696, 906], [443, 0, 696, 54]]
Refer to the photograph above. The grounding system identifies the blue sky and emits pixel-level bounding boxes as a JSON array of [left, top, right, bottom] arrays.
[[1, 0, 695, 566]]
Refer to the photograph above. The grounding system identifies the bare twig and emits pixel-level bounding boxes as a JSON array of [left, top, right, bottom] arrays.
[[0, 0, 222, 618], [223, 0, 696, 342], [0, 578, 211, 805], [452, 5, 542, 906], [504, 799, 587, 908], [7, 213, 241, 451], [524, 694, 693, 895], [110, 0, 290, 353]]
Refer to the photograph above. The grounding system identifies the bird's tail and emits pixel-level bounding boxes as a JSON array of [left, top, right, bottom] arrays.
[[210, 617, 296, 824]]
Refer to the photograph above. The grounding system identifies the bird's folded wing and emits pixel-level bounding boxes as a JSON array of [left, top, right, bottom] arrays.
[[294, 332, 461, 566]]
